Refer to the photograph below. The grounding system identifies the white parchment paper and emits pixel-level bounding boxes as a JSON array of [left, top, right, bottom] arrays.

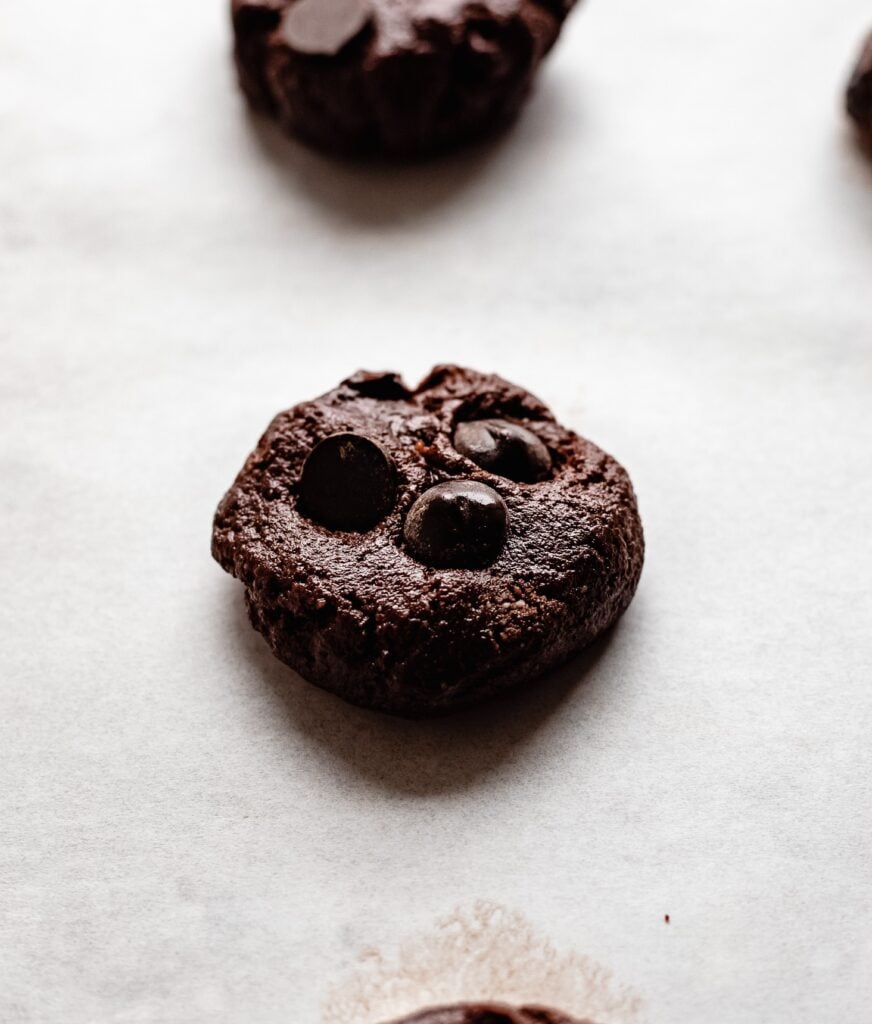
[[1, 0, 871, 1021]]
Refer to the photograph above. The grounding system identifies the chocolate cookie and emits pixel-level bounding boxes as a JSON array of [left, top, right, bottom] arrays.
[[231, 0, 579, 156], [212, 366, 644, 716], [846, 32, 872, 142], [381, 1004, 593, 1024]]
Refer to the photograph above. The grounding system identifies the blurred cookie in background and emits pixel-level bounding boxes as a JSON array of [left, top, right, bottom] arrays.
[[846, 31, 872, 144], [231, 0, 581, 156], [382, 1004, 594, 1024]]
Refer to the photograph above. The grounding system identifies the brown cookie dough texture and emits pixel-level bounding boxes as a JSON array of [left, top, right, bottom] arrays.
[[381, 1004, 594, 1024], [231, 0, 579, 155], [212, 366, 644, 717], [846, 32, 872, 141]]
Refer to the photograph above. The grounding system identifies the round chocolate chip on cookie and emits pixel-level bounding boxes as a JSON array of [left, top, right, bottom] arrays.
[[298, 432, 396, 531], [230, 0, 582, 156], [212, 365, 644, 716], [454, 418, 552, 482], [404, 479, 508, 568]]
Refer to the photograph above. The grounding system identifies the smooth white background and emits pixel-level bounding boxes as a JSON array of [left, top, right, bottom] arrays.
[[2, 0, 871, 1021]]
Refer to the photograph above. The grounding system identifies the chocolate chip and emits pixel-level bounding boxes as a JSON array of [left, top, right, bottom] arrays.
[[234, 3, 282, 34], [298, 433, 395, 531], [344, 371, 411, 401], [453, 419, 551, 482], [403, 480, 507, 568], [281, 0, 370, 55]]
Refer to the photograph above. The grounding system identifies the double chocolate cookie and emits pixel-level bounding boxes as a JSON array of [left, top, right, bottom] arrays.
[[847, 32, 872, 142], [231, 0, 579, 156], [382, 1004, 592, 1024], [212, 366, 644, 716]]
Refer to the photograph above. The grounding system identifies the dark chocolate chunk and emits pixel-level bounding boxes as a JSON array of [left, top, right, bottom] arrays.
[[344, 370, 411, 401], [847, 32, 872, 138], [454, 418, 551, 482], [234, 4, 281, 34], [403, 480, 507, 568], [280, 0, 370, 55], [298, 432, 395, 531]]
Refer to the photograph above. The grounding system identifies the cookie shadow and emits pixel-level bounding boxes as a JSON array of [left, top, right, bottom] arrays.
[[847, 129, 872, 180], [824, 126, 872, 247], [225, 584, 620, 796], [239, 72, 576, 228]]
